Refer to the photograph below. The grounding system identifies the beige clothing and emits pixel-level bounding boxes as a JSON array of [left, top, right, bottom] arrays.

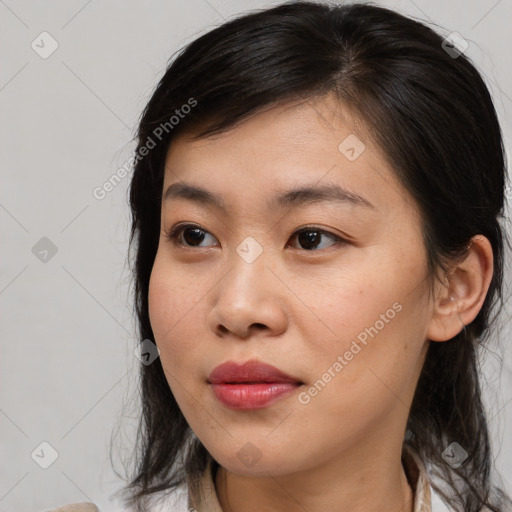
[[45, 504, 99, 512], [186, 443, 432, 512], [47, 444, 456, 511]]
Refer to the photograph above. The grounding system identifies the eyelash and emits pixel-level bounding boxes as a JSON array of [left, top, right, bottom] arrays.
[[164, 223, 346, 251]]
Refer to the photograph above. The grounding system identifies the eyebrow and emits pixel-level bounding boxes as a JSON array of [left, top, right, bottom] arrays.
[[163, 182, 375, 211]]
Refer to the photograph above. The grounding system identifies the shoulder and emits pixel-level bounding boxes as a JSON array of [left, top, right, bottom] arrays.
[[430, 488, 455, 512], [145, 484, 190, 511], [429, 479, 496, 512], [40, 486, 190, 512], [41, 504, 100, 512]]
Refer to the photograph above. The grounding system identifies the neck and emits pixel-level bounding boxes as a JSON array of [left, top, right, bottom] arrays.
[[215, 437, 414, 512]]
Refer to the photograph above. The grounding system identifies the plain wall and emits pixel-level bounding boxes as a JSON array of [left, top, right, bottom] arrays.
[[1, 1, 511, 511]]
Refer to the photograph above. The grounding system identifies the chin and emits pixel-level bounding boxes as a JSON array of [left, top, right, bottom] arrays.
[[211, 446, 305, 477]]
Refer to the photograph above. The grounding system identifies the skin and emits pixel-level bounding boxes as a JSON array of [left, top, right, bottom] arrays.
[[148, 92, 493, 512]]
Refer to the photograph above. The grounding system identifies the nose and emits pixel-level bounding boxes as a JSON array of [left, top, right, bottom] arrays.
[[206, 250, 288, 340]]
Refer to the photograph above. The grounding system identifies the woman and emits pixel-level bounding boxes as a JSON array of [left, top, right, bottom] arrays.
[[51, 1, 512, 511]]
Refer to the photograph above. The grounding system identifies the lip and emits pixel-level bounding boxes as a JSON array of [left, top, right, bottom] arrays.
[[208, 360, 303, 410], [208, 359, 301, 384]]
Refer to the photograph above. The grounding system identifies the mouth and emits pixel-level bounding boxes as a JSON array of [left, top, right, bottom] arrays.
[[207, 359, 303, 385], [220, 380, 291, 384], [209, 381, 302, 409], [207, 360, 303, 410]]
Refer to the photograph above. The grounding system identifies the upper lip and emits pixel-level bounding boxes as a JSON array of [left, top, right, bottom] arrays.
[[208, 359, 302, 384]]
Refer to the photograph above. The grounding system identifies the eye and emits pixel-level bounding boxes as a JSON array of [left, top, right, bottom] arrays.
[[287, 226, 344, 251], [165, 224, 218, 248], [164, 223, 345, 251]]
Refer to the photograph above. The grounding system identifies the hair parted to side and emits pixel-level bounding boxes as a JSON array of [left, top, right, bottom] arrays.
[[113, 2, 512, 511]]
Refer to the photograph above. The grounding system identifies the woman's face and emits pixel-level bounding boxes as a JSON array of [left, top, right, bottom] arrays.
[[148, 94, 434, 476]]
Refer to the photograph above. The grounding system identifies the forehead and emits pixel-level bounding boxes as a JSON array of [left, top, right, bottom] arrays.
[[162, 94, 416, 219], [166, 94, 366, 161]]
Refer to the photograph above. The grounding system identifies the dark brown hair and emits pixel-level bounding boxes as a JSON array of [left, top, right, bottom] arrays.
[[114, 2, 512, 511]]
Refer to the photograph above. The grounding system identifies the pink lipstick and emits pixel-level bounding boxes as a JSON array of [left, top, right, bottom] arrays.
[[208, 359, 302, 410]]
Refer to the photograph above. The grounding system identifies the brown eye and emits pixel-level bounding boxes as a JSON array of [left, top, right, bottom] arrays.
[[165, 224, 218, 247], [288, 227, 343, 251], [182, 227, 206, 246], [165, 224, 344, 251]]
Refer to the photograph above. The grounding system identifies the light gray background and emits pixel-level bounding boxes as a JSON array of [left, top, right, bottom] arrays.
[[1, 1, 511, 511]]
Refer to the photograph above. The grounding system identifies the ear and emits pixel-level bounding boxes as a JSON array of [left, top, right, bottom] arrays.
[[426, 235, 494, 342]]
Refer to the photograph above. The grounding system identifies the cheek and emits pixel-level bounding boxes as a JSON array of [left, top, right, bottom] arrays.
[[302, 268, 416, 358], [148, 268, 174, 340], [147, 256, 201, 368], [300, 252, 429, 401], [148, 254, 195, 334], [147, 262, 214, 438], [313, 298, 428, 417]]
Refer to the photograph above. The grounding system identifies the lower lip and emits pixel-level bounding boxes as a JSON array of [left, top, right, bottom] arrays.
[[210, 382, 301, 409]]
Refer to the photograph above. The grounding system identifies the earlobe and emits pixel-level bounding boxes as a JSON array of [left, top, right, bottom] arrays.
[[426, 235, 494, 343]]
